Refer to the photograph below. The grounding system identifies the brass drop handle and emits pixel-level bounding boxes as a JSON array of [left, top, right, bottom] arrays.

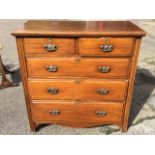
[[46, 65, 58, 72], [44, 44, 57, 52], [48, 88, 59, 94], [49, 109, 60, 115], [98, 66, 111, 73], [100, 44, 113, 52], [96, 110, 107, 117], [97, 88, 109, 95]]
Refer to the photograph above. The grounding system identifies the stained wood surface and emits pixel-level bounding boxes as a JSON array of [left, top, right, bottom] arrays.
[[16, 38, 35, 131], [11, 20, 146, 37], [79, 37, 134, 56], [12, 20, 145, 132], [32, 101, 124, 128], [28, 79, 128, 101], [122, 39, 142, 132], [24, 38, 75, 55], [26, 57, 130, 78]]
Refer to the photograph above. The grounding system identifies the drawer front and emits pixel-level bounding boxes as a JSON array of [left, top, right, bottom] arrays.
[[31, 101, 124, 127], [24, 38, 75, 55], [27, 57, 130, 78], [79, 37, 134, 56], [28, 79, 128, 101]]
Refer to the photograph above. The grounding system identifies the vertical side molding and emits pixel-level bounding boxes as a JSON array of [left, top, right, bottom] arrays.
[[122, 38, 141, 132], [16, 37, 35, 131]]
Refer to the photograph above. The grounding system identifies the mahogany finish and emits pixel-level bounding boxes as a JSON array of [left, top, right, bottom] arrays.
[[12, 20, 146, 132], [12, 20, 145, 37]]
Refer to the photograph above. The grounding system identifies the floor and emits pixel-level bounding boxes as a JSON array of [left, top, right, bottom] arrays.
[[0, 20, 155, 135]]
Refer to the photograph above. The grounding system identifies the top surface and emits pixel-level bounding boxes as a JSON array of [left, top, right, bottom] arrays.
[[11, 20, 146, 37]]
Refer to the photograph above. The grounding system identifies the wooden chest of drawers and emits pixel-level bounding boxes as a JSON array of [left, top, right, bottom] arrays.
[[12, 20, 145, 132]]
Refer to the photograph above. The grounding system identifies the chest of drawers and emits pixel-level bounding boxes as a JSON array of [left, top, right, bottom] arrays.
[[12, 20, 145, 132]]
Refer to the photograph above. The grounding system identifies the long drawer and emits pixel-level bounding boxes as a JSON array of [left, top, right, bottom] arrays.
[[31, 101, 124, 127], [26, 57, 130, 78], [28, 79, 128, 101], [24, 38, 75, 55], [79, 37, 134, 56]]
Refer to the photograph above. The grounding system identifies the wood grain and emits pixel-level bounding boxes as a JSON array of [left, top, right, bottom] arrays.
[[28, 79, 128, 101], [31, 100, 124, 128], [79, 37, 134, 56], [122, 39, 141, 132], [11, 20, 146, 37], [24, 38, 75, 55], [26, 57, 131, 78], [16, 37, 35, 131], [12, 20, 145, 132]]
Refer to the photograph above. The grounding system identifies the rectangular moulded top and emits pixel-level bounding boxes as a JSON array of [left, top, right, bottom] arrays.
[[11, 20, 146, 37]]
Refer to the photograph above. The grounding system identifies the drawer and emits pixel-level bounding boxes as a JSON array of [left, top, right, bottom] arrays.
[[27, 57, 130, 78], [24, 38, 75, 55], [28, 79, 128, 101], [79, 37, 134, 56], [31, 101, 124, 127]]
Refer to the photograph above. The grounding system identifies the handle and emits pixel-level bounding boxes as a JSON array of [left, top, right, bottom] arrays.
[[48, 88, 59, 94], [97, 88, 109, 95], [46, 65, 58, 72], [100, 44, 113, 52], [98, 66, 111, 73], [44, 44, 57, 52], [49, 109, 60, 115], [96, 110, 107, 117]]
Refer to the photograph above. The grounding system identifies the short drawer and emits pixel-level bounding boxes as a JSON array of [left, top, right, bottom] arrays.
[[79, 37, 134, 56], [28, 79, 128, 101], [31, 101, 124, 127], [24, 38, 75, 55], [27, 57, 130, 78]]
